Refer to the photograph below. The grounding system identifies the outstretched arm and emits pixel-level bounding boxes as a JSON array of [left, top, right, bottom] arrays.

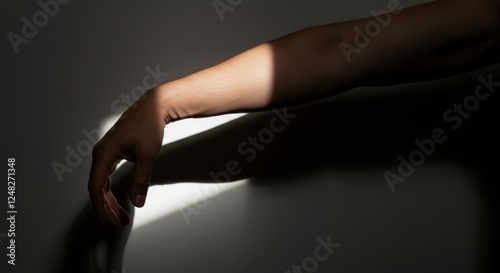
[[159, 0, 500, 119], [88, 0, 500, 228]]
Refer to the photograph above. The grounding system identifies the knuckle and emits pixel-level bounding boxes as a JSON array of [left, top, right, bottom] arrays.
[[92, 142, 104, 156], [136, 145, 160, 161], [133, 176, 151, 188], [135, 146, 154, 157]]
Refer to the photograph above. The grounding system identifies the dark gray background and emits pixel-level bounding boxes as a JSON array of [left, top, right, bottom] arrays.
[[1, 0, 499, 272]]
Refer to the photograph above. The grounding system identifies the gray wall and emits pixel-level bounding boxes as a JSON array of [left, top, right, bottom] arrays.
[[2, 0, 498, 272]]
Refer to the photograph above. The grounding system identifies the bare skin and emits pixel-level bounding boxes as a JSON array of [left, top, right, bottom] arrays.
[[88, 0, 500, 229]]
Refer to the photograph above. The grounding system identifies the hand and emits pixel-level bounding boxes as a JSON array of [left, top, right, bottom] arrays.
[[88, 88, 168, 228]]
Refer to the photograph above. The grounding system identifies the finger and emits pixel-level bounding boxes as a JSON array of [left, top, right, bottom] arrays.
[[105, 176, 130, 226], [104, 193, 123, 229], [116, 205, 130, 226], [109, 160, 119, 176], [103, 178, 129, 228], [88, 148, 118, 227], [105, 177, 112, 191], [130, 156, 155, 207], [105, 190, 131, 226]]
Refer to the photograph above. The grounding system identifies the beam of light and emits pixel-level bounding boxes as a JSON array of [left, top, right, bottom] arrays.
[[131, 180, 247, 230], [99, 112, 248, 229]]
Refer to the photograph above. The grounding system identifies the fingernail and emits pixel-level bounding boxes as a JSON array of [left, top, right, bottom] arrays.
[[135, 194, 146, 207]]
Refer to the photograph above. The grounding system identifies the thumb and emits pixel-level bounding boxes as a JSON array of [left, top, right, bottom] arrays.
[[130, 158, 154, 208]]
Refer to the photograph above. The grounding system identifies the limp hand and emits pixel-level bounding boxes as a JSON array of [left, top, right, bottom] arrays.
[[88, 88, 168, 228]]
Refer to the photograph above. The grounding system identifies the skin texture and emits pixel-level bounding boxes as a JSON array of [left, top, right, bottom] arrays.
[[88, 0, 500, 229]]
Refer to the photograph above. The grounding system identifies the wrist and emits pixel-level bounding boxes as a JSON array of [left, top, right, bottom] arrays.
[[154, 81, 194, 124]]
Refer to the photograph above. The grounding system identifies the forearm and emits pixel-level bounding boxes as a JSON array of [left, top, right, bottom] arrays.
[[156, 23, 350, 121], [155, 0, 500, 122]]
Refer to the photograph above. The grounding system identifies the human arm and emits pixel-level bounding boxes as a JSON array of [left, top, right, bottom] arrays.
[[158, 0, 500, 119], [88, 0, 500, 228]]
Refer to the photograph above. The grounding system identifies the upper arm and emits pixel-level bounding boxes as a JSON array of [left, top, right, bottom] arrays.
[[335, 0, 500, 86]]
